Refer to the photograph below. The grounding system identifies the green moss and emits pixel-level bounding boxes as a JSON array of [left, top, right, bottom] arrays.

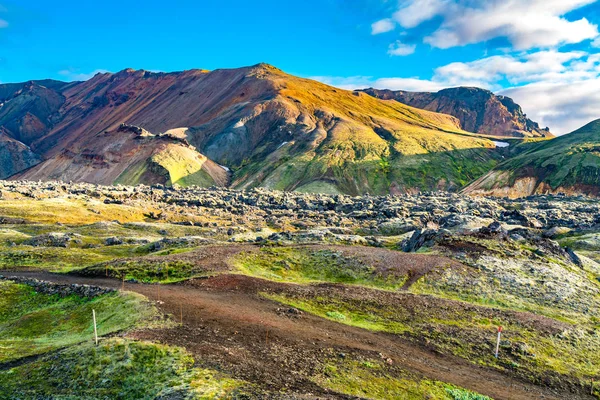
[[87, 259, 201, 283], [0, 339, 244, 399], [312, 357, 492, 400], [262, 289, 600, 390], [234, 247, 407, 290], [0, 281, 158, 363], [446, 387, 492, 400], [294, 181, 342, 194], [0, 244, 147, 272], [262, 292, 410, 334]]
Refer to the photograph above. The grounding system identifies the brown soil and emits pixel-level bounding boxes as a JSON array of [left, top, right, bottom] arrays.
[[2, 270, 591, 400]]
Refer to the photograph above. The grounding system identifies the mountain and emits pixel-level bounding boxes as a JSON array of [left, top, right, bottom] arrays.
[[14, 124, 228, 187], [0, 80, 74, 177], [0, 80, 72, 145], [361, 87, 551, 138], [3, 64, 507, 194], [464, 119, 600, 197], [0, 133, 41, 178]]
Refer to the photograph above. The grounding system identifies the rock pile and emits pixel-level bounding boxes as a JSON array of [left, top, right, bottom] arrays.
[[0, 180, 599, 233], [0, 275, 115, 298]]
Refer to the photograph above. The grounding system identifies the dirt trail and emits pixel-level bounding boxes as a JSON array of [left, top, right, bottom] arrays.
[[2, 271, 591, 400]]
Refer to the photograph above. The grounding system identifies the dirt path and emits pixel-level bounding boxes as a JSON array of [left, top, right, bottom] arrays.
[[2, 271, 591, 400]]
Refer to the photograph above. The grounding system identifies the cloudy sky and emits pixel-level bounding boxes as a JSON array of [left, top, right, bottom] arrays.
[[314, 0, 600, 134], [1, 0, 600, 134]]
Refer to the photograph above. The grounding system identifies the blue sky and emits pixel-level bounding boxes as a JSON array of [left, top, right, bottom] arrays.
[[1, 0, 600, 133]]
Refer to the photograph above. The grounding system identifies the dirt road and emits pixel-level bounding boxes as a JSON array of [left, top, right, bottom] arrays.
[[2, 271, 590, 400]]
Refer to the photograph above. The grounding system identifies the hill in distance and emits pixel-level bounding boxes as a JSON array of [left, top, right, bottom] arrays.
[[464, 119, 600, 197], [5, 64, 509, 195], [361, 87, 552, 138]]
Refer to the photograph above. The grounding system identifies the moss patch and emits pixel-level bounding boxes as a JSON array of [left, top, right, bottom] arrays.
[[313, 357, 492, 400], [0, 339, 244, 399], [263, 288, 600, 390], [0, 281, 158, 363], [234, 247, 407, 290]]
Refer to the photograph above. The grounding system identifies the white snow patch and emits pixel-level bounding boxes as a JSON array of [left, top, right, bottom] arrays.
[[233, 120, 245, 129], [277, 141, 289, 149], [219, 164, 230, 172], [493, 141, 510, 148]]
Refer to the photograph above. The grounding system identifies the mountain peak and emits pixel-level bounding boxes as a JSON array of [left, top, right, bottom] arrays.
[[361, 87, 550, 138]]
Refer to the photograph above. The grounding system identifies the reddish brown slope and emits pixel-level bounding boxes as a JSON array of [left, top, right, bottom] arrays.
[[362, 87, 552, 138], [31, 66, 278, 158], [10, 64, 501, 193], [17, 124, 228, 187]]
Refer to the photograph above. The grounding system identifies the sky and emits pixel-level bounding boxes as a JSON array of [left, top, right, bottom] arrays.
[[1, 0, 600, 134]]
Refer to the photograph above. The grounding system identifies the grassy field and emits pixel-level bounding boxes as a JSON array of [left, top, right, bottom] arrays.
[[233, 247, 408, 290], [312, 357, 491, 400], [263, 288, 600, 391], [0, 339, 245, 399], [0, 281, 158, 362]]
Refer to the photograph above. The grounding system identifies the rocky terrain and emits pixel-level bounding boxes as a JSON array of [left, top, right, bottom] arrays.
[[362, 87, 552, 138], [0, 180, 599, 398]]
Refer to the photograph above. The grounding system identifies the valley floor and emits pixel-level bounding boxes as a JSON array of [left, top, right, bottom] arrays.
[[0, 181, 599, 399], [1, 269, 580, 400]]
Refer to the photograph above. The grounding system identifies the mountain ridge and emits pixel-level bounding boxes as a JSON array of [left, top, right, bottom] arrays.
[[361, 86, 551, 138], [0, 63, 572, 196], [8, 63, 508, 195], [463, 119, 600, 197]]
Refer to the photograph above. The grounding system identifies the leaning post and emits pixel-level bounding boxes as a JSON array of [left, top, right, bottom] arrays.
[[495, 326, 503, 358]]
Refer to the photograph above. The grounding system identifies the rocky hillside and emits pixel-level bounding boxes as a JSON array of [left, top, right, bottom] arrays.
[[361, 87, 551, 138], [464, 119, 600, 197], [14, 124, 228, 187], [0, 80, 72, 177], [2, 64, 506, 194]]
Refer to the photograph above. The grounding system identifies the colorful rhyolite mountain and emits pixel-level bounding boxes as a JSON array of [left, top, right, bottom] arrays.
[[2, 63, 594, 197], [361, 87, 552, 138]]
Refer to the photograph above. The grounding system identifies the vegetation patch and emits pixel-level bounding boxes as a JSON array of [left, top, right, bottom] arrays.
[[263, 288, 600, 391], [0, 339, 245, 399], [234, 247, 407, 290], [313, 357, 492, 400], [85, 259, 200, 283], [0, 281, 157, 363], [0, 243, 143, 272], [0, 198, 149, 224]]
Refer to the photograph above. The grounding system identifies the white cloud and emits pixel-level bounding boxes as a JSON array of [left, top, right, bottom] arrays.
[[433, 50, 593, 86], [501, 80, 600, 134], [58, 68, 110, 81], [311, 75, 447, 92], [371, 77, 446, 92], [371, 18, 395, 35], [384, 0, 599, 50], [387, 40, 416, 56], [0, 19, 7, 28], [311, 49, 600, 134]]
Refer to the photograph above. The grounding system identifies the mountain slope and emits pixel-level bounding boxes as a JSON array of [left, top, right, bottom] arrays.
[[464, 119, 600, 197], [0, 80, 73, 178], [5, 64, 505, 194], [16, 124, 228, 187], [361, 87, 551, 138], [0, 133, 41, 178], [0, 80, 71, 145]]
